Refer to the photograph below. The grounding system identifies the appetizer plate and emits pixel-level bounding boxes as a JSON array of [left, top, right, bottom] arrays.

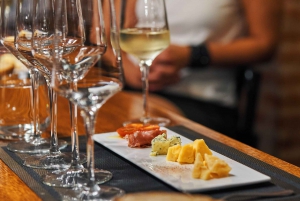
[[93, 127, 270, 192]]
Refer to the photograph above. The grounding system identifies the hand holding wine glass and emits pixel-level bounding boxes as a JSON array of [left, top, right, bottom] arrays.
[[119, 0, 170, 126]]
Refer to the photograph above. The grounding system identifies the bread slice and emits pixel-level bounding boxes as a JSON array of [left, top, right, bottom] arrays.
[[0, 53, 15, 76]]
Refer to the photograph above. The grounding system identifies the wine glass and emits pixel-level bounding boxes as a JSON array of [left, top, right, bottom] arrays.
[[42, 0, 122, 192], [21, 0, 87, 169], [50, 0, 125, 199], [0, 0, 43, 142], [119, 0, 171, 126], [5, 0, 68, 154], [0, 0, 57, 154]]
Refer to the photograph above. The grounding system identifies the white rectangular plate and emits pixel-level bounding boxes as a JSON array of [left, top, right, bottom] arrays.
[[93, 127, 270, 192]]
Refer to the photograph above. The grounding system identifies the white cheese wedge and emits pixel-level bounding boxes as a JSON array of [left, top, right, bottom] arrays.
[[150, 134, 181, 156]]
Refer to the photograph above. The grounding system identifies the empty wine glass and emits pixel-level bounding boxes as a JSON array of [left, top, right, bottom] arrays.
[[5, 0, 69, 154], [119, 0, 171, 126], [42, 0, 123, 192], [49, 0, 125, 199], [0, 0, 58, 154], [22, 0, 87, 170], [0, 0, 42, 143]]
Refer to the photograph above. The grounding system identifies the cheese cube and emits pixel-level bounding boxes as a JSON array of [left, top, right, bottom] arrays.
[[168, 136, 181, 146], [200, 168, 212, 180], [205, 154, 231, 177], [177, 143, 195, 164], [193, 139, 212, 159], [150, 134, 181, 156], [204, 154, 219, 168], [150, 134, 169, 156], [166, 144, 181, 162], [192, 153, 204, 178]]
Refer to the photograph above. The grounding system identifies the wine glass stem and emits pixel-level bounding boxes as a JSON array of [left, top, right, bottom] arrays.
[[29, 69, 41, 139], [69, 82, 82, 169], [46, 81, 60, 154], [139, 60, 151, 121], [81, 109, 97, 187]]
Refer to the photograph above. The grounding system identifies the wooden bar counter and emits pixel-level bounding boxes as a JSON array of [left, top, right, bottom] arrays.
[[0, 90, 299, 201]]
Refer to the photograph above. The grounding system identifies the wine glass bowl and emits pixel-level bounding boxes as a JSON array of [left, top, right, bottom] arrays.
[[119, 0, 171, 126], [119, 28, 170, 62]]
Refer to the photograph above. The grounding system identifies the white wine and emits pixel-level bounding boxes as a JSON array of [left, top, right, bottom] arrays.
[[120, 28, 170, 61]]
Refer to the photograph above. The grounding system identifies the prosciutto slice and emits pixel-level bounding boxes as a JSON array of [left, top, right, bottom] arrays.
[[127, 129, 166, 148]]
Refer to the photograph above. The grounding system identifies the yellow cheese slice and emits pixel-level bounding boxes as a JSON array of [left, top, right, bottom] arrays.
[[193, 139, 212, 159], [177, 143, 194, 164], [166, 144, 181, 162]]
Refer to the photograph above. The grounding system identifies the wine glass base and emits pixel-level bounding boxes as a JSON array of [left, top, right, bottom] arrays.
[[42, 168, 112, 188], [123, 116, 170, 127], [79, 185, 125, 201], [0, 124, 34, 141], [0, 133, 31, 141], [23, 152, 86, 169], [6, 138, 68, 154], [59, 185, 125, 201]]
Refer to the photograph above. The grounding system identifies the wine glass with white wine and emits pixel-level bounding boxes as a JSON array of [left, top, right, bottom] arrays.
[[119, 0, 170, 126]]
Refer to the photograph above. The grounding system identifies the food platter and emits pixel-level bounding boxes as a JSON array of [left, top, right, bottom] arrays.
[[93, 127, 270, 192]]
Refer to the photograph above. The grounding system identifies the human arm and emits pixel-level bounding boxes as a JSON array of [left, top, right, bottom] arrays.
[[208, 0, 282, 66], [104, 0, 282, 91], [146, 0, 282, 91]]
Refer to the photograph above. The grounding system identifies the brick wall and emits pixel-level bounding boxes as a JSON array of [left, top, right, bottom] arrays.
[[256, 0, 300, 167]]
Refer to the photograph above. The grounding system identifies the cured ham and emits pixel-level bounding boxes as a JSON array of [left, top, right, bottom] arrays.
[[116, 124, 166, 148], [127, 129, 166, 148]]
